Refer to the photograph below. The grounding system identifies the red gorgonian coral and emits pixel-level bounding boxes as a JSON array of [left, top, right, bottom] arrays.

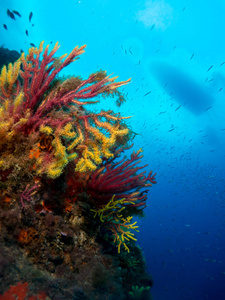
[[86, 149, 156, 210]]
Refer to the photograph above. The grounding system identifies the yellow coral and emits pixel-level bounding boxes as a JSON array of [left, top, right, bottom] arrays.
[[13, 92, 24, 112], [89, 142, 102, 164], [50, 117, 129, 174], [114, 216, 139, 254], [44, 125, 79, 178], [47, 157, 68, 178], [75, 146, 98, 172], [7, 62, 21, 85], [39, 125, 53, 135], [59, 123, 76, 139], [52, 134, 66, 158], [67, 125, 83, 151], [91, 195, 139, 253], [46, 135, 68, 178], [88, 124, 129, 160], [0, 65, 7, 87], [75, 157, 96, 173], [0, 60, 21, 96]]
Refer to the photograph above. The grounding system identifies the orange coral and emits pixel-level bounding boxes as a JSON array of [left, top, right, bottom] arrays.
[[0, 282, 48, 300], [2, 196, 12, 203], [29, 148, 41, 160], [17, 228, 38, 245]]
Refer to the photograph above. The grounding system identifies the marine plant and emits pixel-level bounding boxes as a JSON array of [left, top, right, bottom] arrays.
[[0, 42, 156, 300]]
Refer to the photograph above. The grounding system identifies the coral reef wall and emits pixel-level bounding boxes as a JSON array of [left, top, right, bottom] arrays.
[[0, 42, 156, 300]]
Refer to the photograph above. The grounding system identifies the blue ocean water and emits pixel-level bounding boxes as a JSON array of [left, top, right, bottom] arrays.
[[1, 0, 225, 299]]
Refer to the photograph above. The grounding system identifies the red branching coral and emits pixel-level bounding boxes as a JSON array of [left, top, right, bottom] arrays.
[[87, 149, 156, 209], [1, 41, 130, 135], [20, 182, 40, 207]]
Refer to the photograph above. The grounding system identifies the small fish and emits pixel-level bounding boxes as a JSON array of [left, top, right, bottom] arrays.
[[158, 111, 166, 115], [129, 49, 133, 55], [168, 128, 175, 132], [207, 65, 213, 72], [204, 106, 212, 112], [7, 9, 15, 20], [175, 105, 181, 111], [30, 43, 36, 47], [29, 12, 33, 22], [25, 29, 28, 36], [151, 24, 155, 30], [20, 49, 24, 53], [143, 91, 151, 97], [3, 24, 8, 30], [13, 10, 21, 17], [218, 88, 223, 92], [219, 62, 225, 66], [190, 53, 194, 60], [125, 49, 127, 55], [131, 130, 141, 136]]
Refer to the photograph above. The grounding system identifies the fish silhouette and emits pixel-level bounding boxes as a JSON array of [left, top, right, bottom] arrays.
[[7, 9, 15, 20], [13, 10, 21, 17], [29, 12, 33, 22]]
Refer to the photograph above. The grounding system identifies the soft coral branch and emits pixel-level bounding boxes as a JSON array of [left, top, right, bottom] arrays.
[[20, 42, 86, 112], [20, 182, 40, 208], [13, 42, 130, 135], [87, 149, 156, 209]]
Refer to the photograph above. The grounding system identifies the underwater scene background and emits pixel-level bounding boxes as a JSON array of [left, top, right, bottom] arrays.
[[0, 0, 225, 299]]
